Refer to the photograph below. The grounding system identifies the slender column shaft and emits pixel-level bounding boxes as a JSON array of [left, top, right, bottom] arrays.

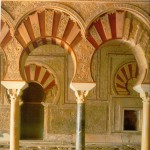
[[7, 89, 21, 150], [76, 102, 85, 150], [75, 91, 88, 150], [10, 97, 20, 150], [141, 98, 150, 150]]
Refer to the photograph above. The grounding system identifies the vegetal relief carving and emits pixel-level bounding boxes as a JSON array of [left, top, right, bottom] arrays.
[[45, 9, 54, 36], [45, 85, 58, 104], [73, 39, 95, 82], [3, 38, 23, 80], [139, 31, 149, 51]]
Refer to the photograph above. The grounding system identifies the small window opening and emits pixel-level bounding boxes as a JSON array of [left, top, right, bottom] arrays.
[[124, 110, 138, 131]]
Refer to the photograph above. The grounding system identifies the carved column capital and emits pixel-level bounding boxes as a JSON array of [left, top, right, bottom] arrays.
[[142, 97, 150, 104], [75, 90, 89, 103], [41, 102, 49, 108], [7, 89, 21, 101], [140, 92, 150, 104], [133, 84, 150, 104]]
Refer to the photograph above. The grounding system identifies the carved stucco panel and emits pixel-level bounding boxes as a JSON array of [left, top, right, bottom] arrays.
[[146, 43, 150, 63], [3, 38, 23, 80], [48, 106, 76, 134], [45, 9, 54, 36], [86, 103, 108, 133], [139, 31, 149, 51], [129, 19, 141, 43], [2, 2, 150, 24], [73, 39, 95, 82], [0, 106, 10, 132]]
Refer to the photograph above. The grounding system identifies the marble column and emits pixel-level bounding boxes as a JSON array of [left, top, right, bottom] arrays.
[[1, 81, 27, 150], [75, 91, 88, 150], [140, 92, 150, 150], [8, 89, 21, 150], [70, 82, 96, 150]]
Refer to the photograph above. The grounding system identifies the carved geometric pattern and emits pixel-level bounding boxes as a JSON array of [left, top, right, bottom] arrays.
[[15, 9, 82, 55], [0, 19, 13, 48], [24, 64, 57, 92], [87, 10, 150, 50], [114, 62, 138, 95]]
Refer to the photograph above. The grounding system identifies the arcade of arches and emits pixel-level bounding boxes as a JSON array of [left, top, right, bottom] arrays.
[[0, 0, 150, 150]]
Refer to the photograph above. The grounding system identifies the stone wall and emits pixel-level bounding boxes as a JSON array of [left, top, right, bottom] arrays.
[[0, 42, 142, 145]]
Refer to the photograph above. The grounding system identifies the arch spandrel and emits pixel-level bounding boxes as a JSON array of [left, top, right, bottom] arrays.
[[0, 8, 14, 49], [3, 37, 23, 81], [1, 8, 15, 29], [0, 18, 13, 50], [72, 39, 95, 83], [0, 15, 22, 81], [0, 10, 21, 81]]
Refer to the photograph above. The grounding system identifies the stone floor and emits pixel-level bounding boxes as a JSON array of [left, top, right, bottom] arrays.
[[0, 143, 140, 150]]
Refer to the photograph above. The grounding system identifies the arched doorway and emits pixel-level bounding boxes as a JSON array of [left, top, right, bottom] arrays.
[[20, 82, 45, 140]]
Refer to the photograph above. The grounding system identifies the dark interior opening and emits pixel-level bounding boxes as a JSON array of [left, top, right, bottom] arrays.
[[21, 82, 45, 103], [124, 110, 138, 131], [20, 104, 44, 140], [20, 82, 45, 140]]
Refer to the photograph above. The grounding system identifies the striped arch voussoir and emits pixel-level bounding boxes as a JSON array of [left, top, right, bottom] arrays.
[[24, 64, 58, 93], [87, 10, 150, 51], [114, 62, 138, 95], [0, 19, 13, 49], [15, 9, 83, 55]]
